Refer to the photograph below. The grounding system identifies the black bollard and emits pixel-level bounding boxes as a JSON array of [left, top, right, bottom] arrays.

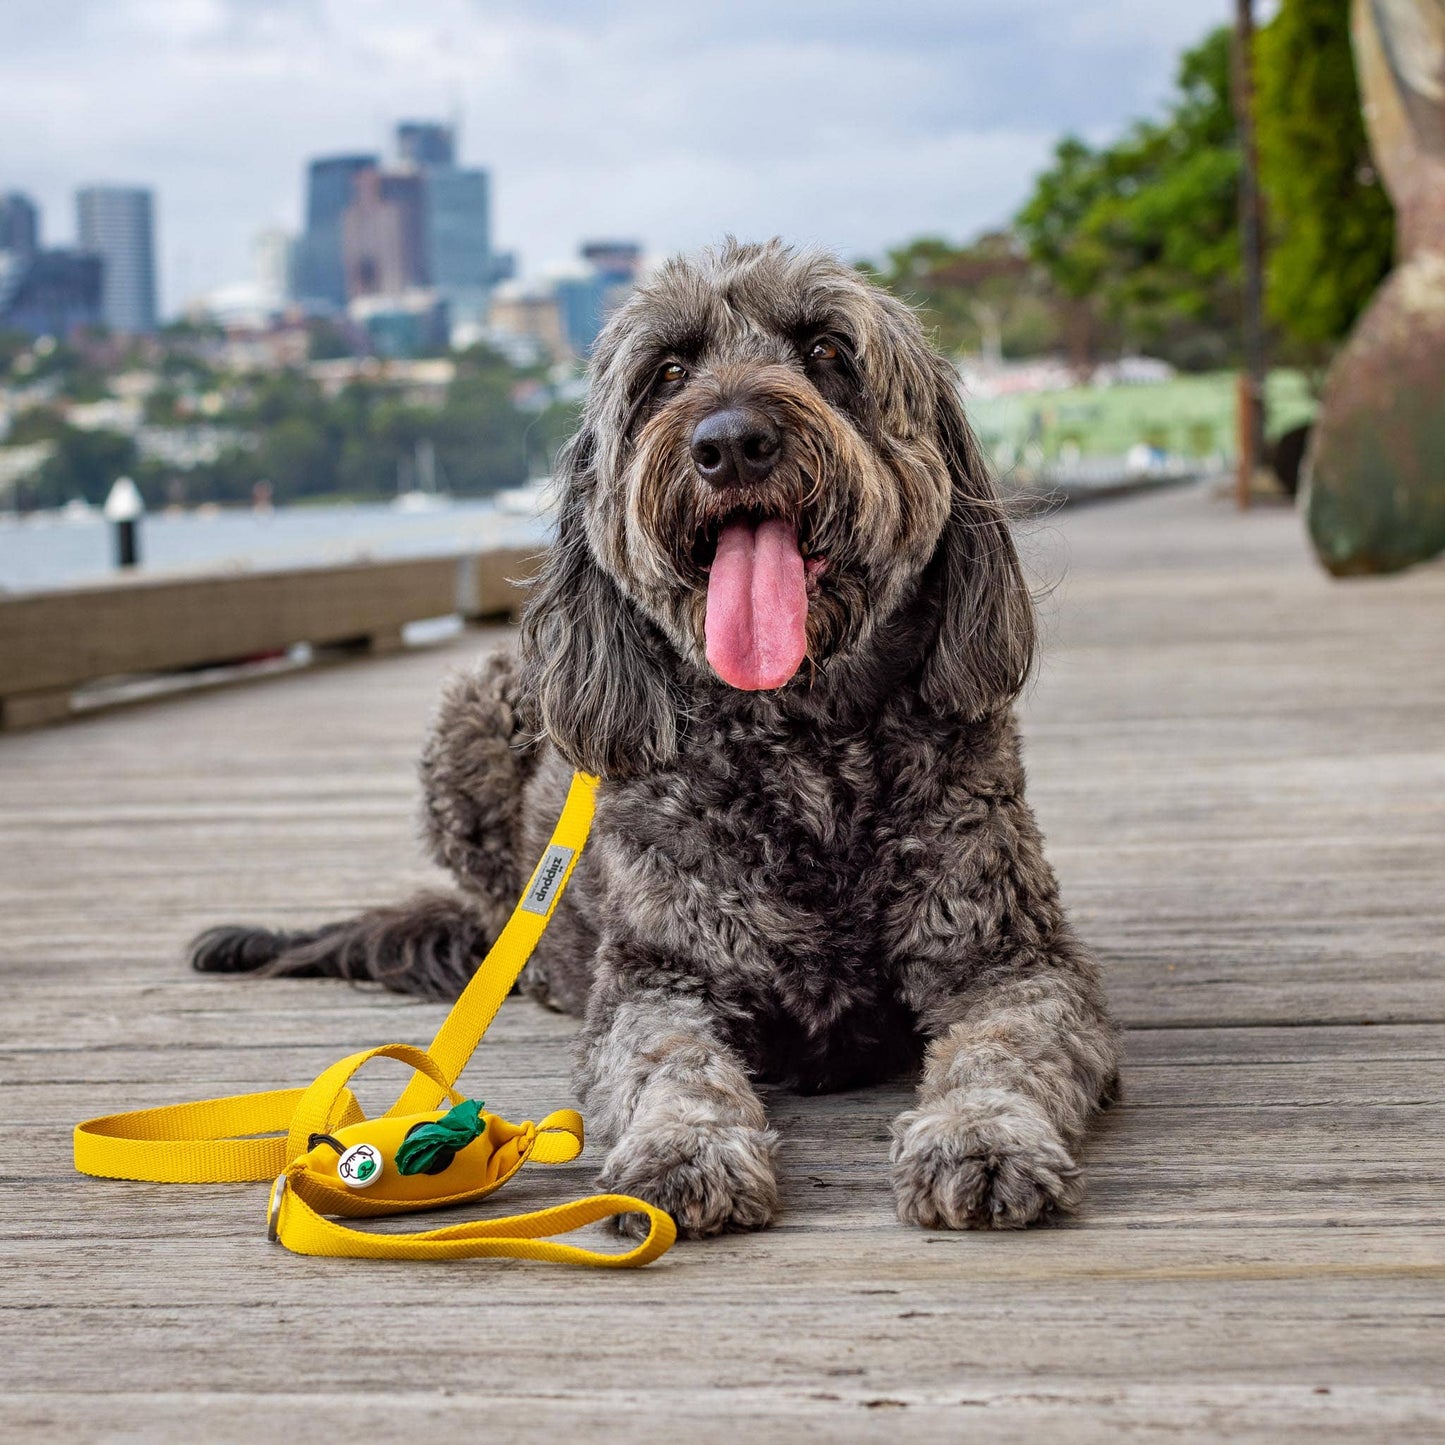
[[115, 517, 139, 568], [103, 476, 144, 570]]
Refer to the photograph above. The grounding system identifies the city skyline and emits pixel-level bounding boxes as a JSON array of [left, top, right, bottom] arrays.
[[1, 0, 1232, 317]]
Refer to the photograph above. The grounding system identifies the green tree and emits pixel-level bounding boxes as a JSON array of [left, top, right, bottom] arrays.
[[1016, 27, 1243, 368], [435, 370, 529, 493], [868, 233, 1066, 359], [306, 317, 353, 361], [0, 329, 28, 380], [33, 426, 138, 508], [258, 415, 336, 500], [1255, 0, 1395, 355]]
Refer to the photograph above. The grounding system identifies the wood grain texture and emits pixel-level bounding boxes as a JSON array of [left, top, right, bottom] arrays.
[[1, 484, 1442, 1442]]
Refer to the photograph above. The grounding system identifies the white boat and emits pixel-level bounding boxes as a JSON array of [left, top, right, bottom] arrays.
[[392, 489, 450, 513], [391, 439, 451, 512], [494, 476, 558, 518]]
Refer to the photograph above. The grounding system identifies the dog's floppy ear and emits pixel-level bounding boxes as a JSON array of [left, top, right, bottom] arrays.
[[517, 429, 680, 779], [919, 356, 1036, 719]]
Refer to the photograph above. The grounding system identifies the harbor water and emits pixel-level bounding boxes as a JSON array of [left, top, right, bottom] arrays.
[[0, 497, 550, 595]]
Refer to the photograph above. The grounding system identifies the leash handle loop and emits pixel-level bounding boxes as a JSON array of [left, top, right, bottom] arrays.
[[272, 1178, 677, 1266], [73, 1087, 366, 1184], [284, 1043, 460, 1162]]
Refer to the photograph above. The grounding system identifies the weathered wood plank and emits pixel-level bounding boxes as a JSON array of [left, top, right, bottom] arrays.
[[4, 1385, 1443, 1445]]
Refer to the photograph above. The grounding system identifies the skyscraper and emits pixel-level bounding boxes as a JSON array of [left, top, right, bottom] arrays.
[[342, 168, 428, 299], [395, 121, 495, 331], [0, 251, 103, 337], [0, 192, 41, 317], [397, 121, 455, 170], [298, 126, 497, 331], [76, 186, 157, 333], [580, 241, 643, 286], [252, 228, 296, 311], [0, 193, 103, 337], [425, 168, 491, 303], [296, 154, 377, 309], [0, 193, 39, 263], [557, 241, 644, 354]]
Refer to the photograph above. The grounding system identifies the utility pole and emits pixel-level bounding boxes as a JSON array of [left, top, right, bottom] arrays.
[[1233, 0, 1268, 511]]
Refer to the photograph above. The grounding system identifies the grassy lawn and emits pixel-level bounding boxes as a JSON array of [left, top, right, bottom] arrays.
[[965, 369, 1317, 463]]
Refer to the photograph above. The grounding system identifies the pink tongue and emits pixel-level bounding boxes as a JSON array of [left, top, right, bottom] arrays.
[[705, 518, 808, 690]]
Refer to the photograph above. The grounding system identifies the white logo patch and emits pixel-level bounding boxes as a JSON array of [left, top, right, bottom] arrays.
[[521, 844, 575, 916]]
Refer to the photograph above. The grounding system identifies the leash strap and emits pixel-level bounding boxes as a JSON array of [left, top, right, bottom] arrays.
[[273, 1186, 675, 1266], [73, 771, 678, 1268]]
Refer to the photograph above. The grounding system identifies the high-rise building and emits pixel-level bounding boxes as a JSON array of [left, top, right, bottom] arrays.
[[76, 185, 158, 333], [349, 290, 450, 358], [0, 192, 41, 317], [251, 228, 296, 311], [381, 173, 428, 287], [299, 125, 498, 334], [0, 193, 39, 263], [397, 121, 455, 170], [342, 168, 428, 300], [556, 240, 645, 354], [394, 121, 496, 332], [424, 167, 492, 322], [580, 241, 643, 287], [554, 273, 607, 357], [296, 154, 377, 309], [0, 193, 104, 337], [0, 250, 104, 337]]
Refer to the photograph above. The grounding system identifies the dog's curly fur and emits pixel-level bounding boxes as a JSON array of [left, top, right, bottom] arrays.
[[192, 239, 1121, 1236]]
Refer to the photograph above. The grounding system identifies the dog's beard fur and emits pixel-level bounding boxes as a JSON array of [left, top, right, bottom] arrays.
[[603, 361, 948, 676]]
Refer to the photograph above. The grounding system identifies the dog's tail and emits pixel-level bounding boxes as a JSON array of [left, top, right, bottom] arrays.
[[191, 650, 545, 1004], [189, 891, 491, 1002]]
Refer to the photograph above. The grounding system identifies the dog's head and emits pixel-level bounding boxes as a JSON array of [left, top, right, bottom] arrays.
[[520, 239, 1035, 778]]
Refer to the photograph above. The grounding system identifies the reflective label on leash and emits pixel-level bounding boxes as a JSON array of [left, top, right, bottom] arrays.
[[521, 844, 575, 916]]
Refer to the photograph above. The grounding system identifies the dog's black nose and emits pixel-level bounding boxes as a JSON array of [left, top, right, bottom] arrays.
[[690, 407, 781, 488]]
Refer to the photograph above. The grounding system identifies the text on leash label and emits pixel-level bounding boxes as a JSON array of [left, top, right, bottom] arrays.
[[522, 844, 575, 915]]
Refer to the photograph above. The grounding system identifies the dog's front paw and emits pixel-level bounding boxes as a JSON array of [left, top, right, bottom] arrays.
[[889, 1089, 1081, 1230], [599, 1121, 780, 1238]]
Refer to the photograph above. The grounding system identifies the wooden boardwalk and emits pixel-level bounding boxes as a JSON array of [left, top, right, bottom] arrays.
[[2, 483, 1442, 1443]]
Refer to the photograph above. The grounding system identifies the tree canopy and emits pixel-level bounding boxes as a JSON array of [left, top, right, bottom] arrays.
[[1254, 0, 1395, 355], [1015, 27, 1243, 370], [876, 12, 1395, 372], [865, 232, 1065, 359]]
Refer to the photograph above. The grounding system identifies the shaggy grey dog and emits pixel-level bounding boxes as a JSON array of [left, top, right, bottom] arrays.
[[193, 239, 1120, 1236]]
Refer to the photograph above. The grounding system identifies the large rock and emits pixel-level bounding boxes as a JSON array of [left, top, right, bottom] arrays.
[[1306, 0, 1445, 575]]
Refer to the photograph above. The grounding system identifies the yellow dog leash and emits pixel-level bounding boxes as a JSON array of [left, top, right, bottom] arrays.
[[73, 771, 677, 1268]]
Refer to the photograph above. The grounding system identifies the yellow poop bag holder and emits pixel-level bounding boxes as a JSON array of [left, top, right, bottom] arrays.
[[73, 772, 677, 1268]]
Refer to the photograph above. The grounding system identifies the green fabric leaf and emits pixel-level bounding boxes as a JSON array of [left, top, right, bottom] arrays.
[[395, 1098, 487, 1176]]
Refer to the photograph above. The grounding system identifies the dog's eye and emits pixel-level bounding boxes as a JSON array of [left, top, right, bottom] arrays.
[[808, 339, 839, 363], [657, 361, 687, 387]]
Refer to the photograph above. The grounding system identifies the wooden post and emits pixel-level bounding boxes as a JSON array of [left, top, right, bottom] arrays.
[[1235, 373, 1260, 510], [1233, 0, 1268, 510]]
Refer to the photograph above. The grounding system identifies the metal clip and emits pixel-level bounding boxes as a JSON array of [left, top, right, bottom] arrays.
[[266, 1173, 287, 1244]]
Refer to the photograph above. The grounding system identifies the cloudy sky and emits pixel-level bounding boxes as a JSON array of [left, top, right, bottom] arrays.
[[3, 0, 1232, 314]]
